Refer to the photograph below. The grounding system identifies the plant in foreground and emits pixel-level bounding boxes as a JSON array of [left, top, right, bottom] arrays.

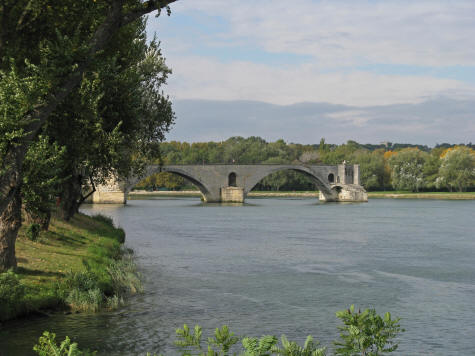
[[34, 306, 403, 356], [33, 331, 96, 356], [334, 305, 404, 356]]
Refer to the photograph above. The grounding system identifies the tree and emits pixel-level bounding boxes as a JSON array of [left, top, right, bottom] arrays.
[[422, 152, 441, 190], [352, 150, 385, 191], [46, 20, 174, 220], [0, 0, 177, 271], [436, 146, 475, 192], [388, 149, 428, 192]]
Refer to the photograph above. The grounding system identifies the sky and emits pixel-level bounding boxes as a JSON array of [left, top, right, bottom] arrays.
[[146, 0, 475, 145]]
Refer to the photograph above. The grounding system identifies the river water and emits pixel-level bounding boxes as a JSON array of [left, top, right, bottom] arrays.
[[1, 197, 475, 355]]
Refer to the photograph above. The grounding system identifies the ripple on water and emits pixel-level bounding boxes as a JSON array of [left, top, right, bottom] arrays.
[[1, 198, 475, 356]]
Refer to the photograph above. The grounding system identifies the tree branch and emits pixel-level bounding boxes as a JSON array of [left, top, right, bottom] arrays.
[[121, 0, 177, 26], [78, 175, 97, 207]]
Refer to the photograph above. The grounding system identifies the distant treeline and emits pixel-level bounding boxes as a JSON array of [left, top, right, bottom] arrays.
[[135, 137, 475, 192]]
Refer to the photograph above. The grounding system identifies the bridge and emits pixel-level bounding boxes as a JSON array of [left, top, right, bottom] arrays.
[[91, 163, 368, 204]]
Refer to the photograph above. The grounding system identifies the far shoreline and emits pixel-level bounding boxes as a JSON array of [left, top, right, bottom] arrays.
[[129, 190, 475, 200]]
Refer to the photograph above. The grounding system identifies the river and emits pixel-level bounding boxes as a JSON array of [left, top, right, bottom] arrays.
[[1, 197, 475, 355]]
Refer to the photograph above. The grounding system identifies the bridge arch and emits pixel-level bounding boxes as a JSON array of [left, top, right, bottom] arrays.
[[243, 165, 336, 200], [127, 165, 213, 201]]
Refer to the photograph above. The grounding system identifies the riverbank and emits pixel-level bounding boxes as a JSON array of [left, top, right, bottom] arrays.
[[368, 191, 475, 199], [129, 190, 320, 198], [0, 213, 140, 322], [129, 190, 475, 200]]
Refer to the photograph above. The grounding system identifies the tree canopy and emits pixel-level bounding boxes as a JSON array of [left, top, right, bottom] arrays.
[[0, 0, 177, 271]]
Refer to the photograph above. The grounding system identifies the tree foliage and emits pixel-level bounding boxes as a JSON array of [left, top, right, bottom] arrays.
[[0, 0, 176, 271], [388, 149, 428, 192], [437, 146, 475, 192], [22, 136, 66, 229]]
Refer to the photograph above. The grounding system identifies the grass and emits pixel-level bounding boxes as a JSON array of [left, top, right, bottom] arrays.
[[368, 191, 475, 199], [0, 212, 140, 321]]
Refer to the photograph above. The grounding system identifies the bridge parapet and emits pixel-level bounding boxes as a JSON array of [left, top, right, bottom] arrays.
[[90, 163, 367, 204]]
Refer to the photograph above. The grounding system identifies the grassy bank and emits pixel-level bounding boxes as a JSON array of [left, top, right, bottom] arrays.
[[0, 213, 141, 322], [368, 191, 475, 200]]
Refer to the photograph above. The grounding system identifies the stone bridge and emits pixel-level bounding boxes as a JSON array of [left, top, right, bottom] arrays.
[[91, 163, 367, 204]]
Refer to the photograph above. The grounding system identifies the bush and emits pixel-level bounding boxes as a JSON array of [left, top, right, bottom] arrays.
[[26, 223, 41, 241], [58, 270, 103, 312], [91, 214, 125, 243], [115, 227, 126, 243], [57, 249, 142, 312], [0, 270, 27, 321], [91, 214, 114, 227], [334, 305, 404, 355], [107, 252, 143, 295]]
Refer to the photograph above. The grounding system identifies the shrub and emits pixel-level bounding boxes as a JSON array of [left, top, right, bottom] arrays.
[[0, 270, 27, 321], [58, 249, 142, 312], [59, 270, 103, 312], [115, 227, 126, 243], [26, 223, 41, 241], [91, 214, 114, 227], [107, 252, 143, 295], [91, 214, 125, 243], [334, 305, 404, 355]]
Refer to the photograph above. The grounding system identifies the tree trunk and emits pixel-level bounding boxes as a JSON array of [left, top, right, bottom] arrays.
[[0, 188, 22, 272], [59, 175, 82, 221]]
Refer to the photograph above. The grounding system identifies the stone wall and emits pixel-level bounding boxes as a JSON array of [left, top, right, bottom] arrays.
[[220, 187, 244, 203], [91, 190, 126, 204], [336, 184, 368, 202]]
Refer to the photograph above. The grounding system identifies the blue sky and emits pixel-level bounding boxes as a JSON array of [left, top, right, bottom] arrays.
[[146, 0, 475, 144]]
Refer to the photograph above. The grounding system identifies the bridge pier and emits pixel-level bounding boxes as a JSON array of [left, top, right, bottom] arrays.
[[319, 184, 368, 202], [220, 187, 244, 203], [89, 178, 127, 204]]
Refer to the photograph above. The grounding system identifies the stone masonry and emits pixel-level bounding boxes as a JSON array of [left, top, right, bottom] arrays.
[[91, 163, 368, 204]]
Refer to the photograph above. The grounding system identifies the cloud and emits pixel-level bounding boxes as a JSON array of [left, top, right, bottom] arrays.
[[149, 1, 475, 143], [149, 1, 475, 106], [166, 0, 475, 67], [165, 56, 474, 106], [166, 98, 475, 146]]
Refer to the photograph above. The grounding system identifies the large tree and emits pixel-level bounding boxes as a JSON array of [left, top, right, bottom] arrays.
[[388, 148, 428, 192], [437, 147, 475, 192], [0, 0, 177, 271]]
